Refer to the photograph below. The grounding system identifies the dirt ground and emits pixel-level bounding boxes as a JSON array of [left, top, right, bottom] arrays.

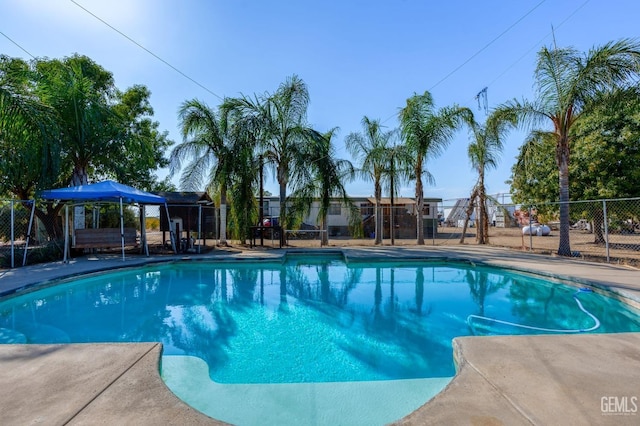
[[275, 226, 640, 267], [138, 225, 640, 268]]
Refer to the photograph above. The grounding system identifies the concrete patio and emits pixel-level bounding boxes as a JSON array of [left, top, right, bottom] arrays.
[[0, 246, 638, 425]]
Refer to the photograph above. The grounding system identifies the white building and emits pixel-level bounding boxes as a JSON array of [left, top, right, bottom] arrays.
[[260, 195, 442, 238]]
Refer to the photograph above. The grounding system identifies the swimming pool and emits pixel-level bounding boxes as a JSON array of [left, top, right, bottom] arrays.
[[1, 254, 639, 425]]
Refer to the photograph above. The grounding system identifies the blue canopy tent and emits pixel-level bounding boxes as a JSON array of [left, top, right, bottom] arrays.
[[39, 180, 177, 262]]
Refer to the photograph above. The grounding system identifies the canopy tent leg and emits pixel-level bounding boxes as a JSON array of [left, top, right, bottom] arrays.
[[164, 202, 177, 253], [119, 197, 125, 261], [141, 205, 149, 256], [22, 200, 36, 267], [64, 204, 69, 264]]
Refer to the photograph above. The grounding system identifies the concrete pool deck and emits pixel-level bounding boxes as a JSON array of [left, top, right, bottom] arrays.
[[0, 246, 639, 425]]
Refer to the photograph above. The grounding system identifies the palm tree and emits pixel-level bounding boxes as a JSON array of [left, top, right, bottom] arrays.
[[0, 56, 60, 196], [381, 141, 413, 245], [346, 117, 393, 245], [222, 75, 318, 242], [498, 39, 640, 256], [459, 109, 516, 244], [36, 55, 118, 186], [0, 56, 64, 240], [170, 99, 235, 245], [289, 127, 357, 246], [399, 92, 468, 244]]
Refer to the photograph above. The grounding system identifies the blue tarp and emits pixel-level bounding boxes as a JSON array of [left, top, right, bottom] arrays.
[[40, 180, 166, 204]]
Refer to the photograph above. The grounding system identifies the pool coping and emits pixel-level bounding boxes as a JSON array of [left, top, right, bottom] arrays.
[[1, 246, 639, 425]]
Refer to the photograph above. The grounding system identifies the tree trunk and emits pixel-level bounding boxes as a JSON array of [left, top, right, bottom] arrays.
[[218, 185, 228, 246], [320, 213, 328, 246], [320, 189, 330, 246], [279, 178, 287, 247], [557, 139, 572, 256], [278, 163, 287, 247], [30, 203, 65, 255], [460, 189, 478, 244], [374, 180, 382, 245], [390, 172, 395, 246], [477, 174, 489, 245], [415, 161, 424, 245], [71, 164, 89, 186], [593, 208, 605, 244]]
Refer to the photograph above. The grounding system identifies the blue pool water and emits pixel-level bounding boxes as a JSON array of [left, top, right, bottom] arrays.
[[1, 255, 639, 425]]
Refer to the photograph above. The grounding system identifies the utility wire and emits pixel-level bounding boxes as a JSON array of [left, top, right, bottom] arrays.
[[484, 0, 591, 91], [428, 0, 547, 92], [380, 1, 547, 125], [0, 30, 37, 59], [383, 0, 590, 125], [70, 0, 223, 101]]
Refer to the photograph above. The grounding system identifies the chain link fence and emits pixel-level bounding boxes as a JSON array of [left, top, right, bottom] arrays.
[[438, 197, 640, 266], [0, 199, 63, 268], [0, 200, 220, 268], [2, 197, 640, 267]]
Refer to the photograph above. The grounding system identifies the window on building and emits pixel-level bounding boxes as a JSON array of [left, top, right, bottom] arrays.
[[328, 203, 342, 215], [360, 203, 373, 216], [260, 201, 270, 216], [423, 204, 430, 215]]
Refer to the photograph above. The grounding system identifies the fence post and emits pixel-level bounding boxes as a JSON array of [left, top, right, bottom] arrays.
[[528, 206, 533, 252], [197, 204, 202, 254], [603, 200, 610, 263], [10, 200, 15, 268]]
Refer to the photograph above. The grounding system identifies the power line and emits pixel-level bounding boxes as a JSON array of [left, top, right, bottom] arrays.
[[380, 1, 547, 125], [428, 0, 547, 91], [0, 31, 36, 59], [69, 0, 223, 101], [384, 0, 590, 126], [484, 0, 591, 91]]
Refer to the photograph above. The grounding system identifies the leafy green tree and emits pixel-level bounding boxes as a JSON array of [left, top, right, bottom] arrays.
[[1, 54, 171, 247], [108, 85, 172, 190], [459, 109, 515, 244], [399, 92, 467, 244], [570, 87, 640, 199], [289, 127, 358, 246], [35, 55, 118, 186], [0, 56, 61, 199], [498, 39, 640, 256], [510, 87, 640, 243], [0, 56, 64, 238], [346, 117, 393, 245], [508, 131, 558, 205]]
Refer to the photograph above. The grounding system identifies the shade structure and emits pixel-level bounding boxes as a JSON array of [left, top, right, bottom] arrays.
[[40, 180, 167, 204], [39, 180, 175, 262]]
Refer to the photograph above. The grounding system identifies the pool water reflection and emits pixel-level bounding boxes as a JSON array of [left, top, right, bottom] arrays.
[[1, 255, 639, 424]]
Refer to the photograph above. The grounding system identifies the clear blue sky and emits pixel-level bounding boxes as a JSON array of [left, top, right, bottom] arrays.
[[2, 0, 638, 202]]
